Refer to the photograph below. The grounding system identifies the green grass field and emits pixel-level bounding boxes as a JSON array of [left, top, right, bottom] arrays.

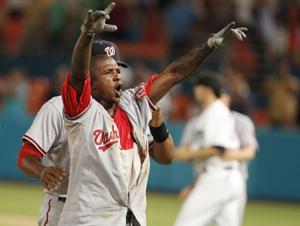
[[0, 182, 299, 226]]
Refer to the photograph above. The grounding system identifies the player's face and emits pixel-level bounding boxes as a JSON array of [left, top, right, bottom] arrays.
[[91, 57, 123, 108], [193, 85, 208, 106]]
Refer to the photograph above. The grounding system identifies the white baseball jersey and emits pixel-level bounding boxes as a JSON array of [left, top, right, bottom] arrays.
[[23, 96, 69, 197], [231, 111, 258, 225], [23, 96, 68, 226], [232, 111, 258, 180], [58, 76, 153, 226], [174, 100, 244, 226], [181, 100, 240, 173]]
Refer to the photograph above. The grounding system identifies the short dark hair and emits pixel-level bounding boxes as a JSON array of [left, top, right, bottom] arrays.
[[192, 71, 224, 97]]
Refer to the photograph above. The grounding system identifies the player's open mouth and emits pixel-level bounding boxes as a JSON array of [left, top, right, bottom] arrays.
[[115, 84, 123, 97]]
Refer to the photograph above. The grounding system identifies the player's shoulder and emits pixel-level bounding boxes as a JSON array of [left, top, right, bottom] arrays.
[[41, 96, 64, 114], [187, 115, 199, 125], [48, 96, 63, 105], [232, 111, 251, 122], [232, 111, 254, 127]]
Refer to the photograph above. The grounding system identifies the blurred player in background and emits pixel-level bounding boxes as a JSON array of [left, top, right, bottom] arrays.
[[219, 90, 258, 225], [174, 73, 244, 226], [17, 40, 174, 226], [178, 87, 258, 226]]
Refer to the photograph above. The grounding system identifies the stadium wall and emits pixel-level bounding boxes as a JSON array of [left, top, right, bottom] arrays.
[[0, 114, 299, 200]]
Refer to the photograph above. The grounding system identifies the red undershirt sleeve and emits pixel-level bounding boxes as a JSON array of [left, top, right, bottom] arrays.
[[144, 74, 159, 96], [61, 72, 91, 119], [18, 141, 42, 169]]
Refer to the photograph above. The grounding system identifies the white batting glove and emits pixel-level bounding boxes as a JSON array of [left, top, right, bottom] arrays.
[[81, 2, 118, 37], [207, 21, 248, 49]]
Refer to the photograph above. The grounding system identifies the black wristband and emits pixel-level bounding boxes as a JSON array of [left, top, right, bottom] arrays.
[[149, 122, 169, 143]]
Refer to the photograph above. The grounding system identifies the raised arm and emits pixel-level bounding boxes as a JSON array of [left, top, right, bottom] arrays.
[[148, 22, 248, 104], [68, 3, 117, 96], [61, 3, 117, 118]]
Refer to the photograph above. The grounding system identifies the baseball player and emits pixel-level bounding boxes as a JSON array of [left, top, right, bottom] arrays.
[[174, 73, 244, 226], [177, 90, 258, 226], [58, 10, 167, 225], [17, 39, 174, 226], [20, 2, 246, 225], [219, 91, 258, 225]]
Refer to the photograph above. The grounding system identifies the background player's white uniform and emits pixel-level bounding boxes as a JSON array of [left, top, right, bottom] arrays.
[[232, 111, 258, 223], [58, 78, 153, 226], [23, 96, 68, 226], [174, 100, 244, 226]]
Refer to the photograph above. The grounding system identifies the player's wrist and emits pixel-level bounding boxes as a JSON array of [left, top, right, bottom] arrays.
[[39, 167, 48, 180], [150, 122, 169, 143], [204, 41, 216, 52], [81, 26, 95, 39], [149, 119, 162, 128], [206, 38, 216, 50]]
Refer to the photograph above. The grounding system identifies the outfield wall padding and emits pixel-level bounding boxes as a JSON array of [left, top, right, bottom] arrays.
[[1, 113, 299, 200]]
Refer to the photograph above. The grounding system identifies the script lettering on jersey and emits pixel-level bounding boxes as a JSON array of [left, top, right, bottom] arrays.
[[93, 125, 119, 152], [135, 85, 158, 110], [135, 85, 146, 100]]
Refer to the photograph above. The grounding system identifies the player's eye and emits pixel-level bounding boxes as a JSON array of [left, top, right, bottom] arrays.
[[104, 69, 113, 74]]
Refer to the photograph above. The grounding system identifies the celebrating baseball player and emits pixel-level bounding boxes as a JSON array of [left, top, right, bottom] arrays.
[[18, 1, 247, 225], [173, 73, 244, 226], [17, 39, 175, 226]]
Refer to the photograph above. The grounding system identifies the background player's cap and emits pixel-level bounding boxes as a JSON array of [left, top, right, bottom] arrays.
[[191, 70, 225, 97], [92, 39, 128, 68]]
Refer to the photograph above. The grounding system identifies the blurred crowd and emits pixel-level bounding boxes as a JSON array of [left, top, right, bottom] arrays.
[[1, 0, 300, 129]]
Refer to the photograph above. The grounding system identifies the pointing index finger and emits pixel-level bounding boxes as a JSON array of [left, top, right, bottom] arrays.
[[223, 21, 236, 34], [104, 2, 116, 14]]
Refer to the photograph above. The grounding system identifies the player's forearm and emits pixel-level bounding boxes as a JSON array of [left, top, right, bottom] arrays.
[[151, 136, 174, 164], [149, 44, 212, 103], [149, 107, 174, 164], [149, 23, 247, 104], [189, 147, 220, 161], [163, 44, 212, 82], [70, 32, 93, 91], [175, 146, 219, 161], [236, 146, 257, 161], [20, 156, 46, 179], [222, 146, 257, 161]]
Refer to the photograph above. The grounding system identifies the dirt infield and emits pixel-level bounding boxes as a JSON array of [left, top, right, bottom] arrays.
[[0, 213, 36, 226]]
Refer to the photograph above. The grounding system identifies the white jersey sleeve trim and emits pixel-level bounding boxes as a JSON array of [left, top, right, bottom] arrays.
[[63, 98, 92, 121], [23, 134, 47, 156]]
